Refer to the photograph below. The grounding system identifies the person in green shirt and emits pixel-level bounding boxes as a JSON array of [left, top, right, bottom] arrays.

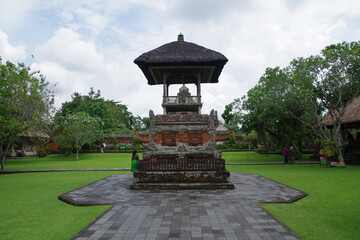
[[131, 150, 139, 172]]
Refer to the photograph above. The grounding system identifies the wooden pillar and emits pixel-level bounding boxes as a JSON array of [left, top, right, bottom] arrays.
[[197, 73, 201, 114], [163, 74, 168, 97], [197, 73, 201, 97], [163, 73, 167, 114]]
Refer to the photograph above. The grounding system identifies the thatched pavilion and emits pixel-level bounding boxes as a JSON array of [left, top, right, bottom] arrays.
[[322, 96, 360, 129], [322, 96, 360, 164], [131, 34, 233, 189], [134, 33, 227, 114]]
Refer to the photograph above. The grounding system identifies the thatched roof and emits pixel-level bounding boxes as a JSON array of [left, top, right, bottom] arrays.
[[322, 96, 360, 128], [18, 132, 50, 139], [104, 134, 134, 138], [134, 34, 228, 85]]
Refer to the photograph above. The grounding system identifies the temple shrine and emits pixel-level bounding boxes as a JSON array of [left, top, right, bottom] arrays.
[[131, 34, 234, 189]]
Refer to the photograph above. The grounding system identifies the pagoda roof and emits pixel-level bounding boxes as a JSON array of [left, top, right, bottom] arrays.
[[134, 35, 228, 85]]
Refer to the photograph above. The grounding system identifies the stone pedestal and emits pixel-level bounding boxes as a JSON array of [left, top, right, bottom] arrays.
[[131, 110, 234, 190], [130, 171, 234, 190]]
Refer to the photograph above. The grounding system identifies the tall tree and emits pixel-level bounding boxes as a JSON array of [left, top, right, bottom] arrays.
[[56, 88, 135, 133], [237, 41, 360, 164], [55, 112, 103, 160], [0, 58, 54, 169], [221, 98, 242, 132], [288, 42, 360, 164], [240, 67, 307, 148], [134, 116, 150, 130]]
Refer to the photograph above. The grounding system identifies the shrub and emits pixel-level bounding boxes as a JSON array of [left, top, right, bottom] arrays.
[[36, 147, 48, 158], [59, 144, 72, 156]]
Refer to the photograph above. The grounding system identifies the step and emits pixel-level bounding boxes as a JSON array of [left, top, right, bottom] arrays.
[[130, 182, 235, 190]]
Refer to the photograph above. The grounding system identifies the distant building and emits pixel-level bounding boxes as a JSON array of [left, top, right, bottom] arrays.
[[8, 132, 50, 157]]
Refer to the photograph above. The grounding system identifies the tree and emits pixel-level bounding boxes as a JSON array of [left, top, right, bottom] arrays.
[[221, 98, 242, 132], [55, 112, 103, 160], [56, 88, 135, 134], [108, 101, 135, 133], [132, 135, 141, 150], [134, 116, 150, 130], [0, 58, 54, 169], [240, 67, 307, 149], [225, 133, 238, 149], [242, 131, 258, 149], [287, 42, 360, 164], [237, 41, 360, 165]]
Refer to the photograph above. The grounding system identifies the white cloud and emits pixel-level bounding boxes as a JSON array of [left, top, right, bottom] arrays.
[[60, 7, 110, 36], [3, 0, 360, 119], [0, 0, 37, 31], [0, 31, 26, 62], [32, 26, 157, 114], [35, 27, 104, 72]]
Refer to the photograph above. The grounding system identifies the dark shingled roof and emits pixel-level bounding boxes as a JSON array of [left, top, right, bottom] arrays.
[[134, 36, 228, 85]]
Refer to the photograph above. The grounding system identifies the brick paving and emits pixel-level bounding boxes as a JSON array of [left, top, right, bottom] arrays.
[[59, 173, 307, 240]]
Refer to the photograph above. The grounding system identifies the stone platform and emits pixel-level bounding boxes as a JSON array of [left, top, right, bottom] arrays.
[[60, 173, 306, 240], [130, 171, 234, 190], [130, 182, 235, 190]]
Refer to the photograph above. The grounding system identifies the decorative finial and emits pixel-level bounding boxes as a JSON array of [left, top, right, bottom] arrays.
[[178, 33, 184, 41]]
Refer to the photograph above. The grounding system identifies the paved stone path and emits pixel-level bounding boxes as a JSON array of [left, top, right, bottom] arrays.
[[60, 173, 307, 240]]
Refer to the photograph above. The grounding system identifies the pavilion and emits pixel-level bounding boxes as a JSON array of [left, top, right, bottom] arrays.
[[131, 34, 233, 189]]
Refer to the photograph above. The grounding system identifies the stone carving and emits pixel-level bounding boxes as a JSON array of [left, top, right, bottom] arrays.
[[148, 142, 158, 151], [149, 110, 155, 127], [177, 143, 188, 152], [214, 110, 220, 128], [205, 142, 217, 151], [209, 110, 215, 129]]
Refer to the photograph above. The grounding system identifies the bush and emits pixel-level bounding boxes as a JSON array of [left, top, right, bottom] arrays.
[[105, 145, 118, 151], [82, 143, 92, 150], [322, 140, 337, 156], [36, 148, 48, 158], [216, 143, 229, 150], [59, 144, 72, 156], [16, 151, 25, 157]]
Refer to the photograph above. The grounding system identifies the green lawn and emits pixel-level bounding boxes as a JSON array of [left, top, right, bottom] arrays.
[[0, 171, 123, 240], [227, 164, 360, 240], [222, 151, 315, 163], [4, 153, 135, 170], [1, 152, 359, 240], [4, 151, 314, 170]]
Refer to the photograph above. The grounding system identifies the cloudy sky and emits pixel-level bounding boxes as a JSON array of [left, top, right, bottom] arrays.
[[1, 0, 359, 119]]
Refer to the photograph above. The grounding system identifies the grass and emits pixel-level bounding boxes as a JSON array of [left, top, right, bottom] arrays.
[[0, 171, 124, 240], [4, 153, 136, 170], [222, 151, 314, 163], [1, 152, 359, 240], [227, 164, 360, 240], [4, 151, 314, 170]]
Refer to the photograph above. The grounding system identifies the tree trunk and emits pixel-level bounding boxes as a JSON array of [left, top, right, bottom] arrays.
[[333, 120, 345, 165], [76, 148, 79, 160], [0, 144, 3, 170], [0, 142, 12, 170], [1, 154, 5, 170], [337, 150, 345, 164]]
